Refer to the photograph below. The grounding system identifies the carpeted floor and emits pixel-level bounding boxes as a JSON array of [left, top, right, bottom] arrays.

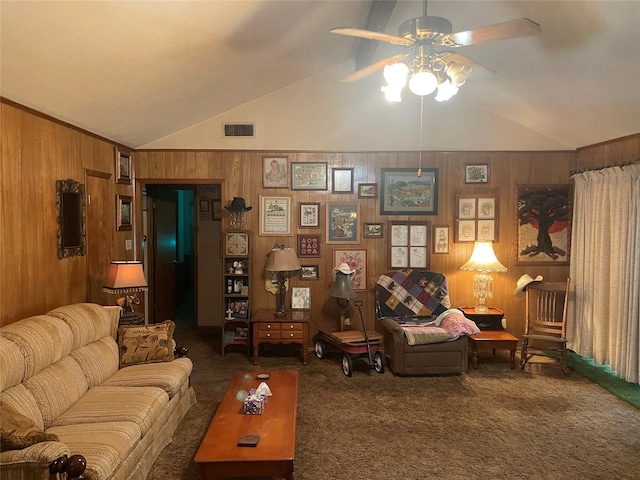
[[148, 321, 640, 480]]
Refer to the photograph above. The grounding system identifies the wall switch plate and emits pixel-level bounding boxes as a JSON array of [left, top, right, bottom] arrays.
[[125, 239, 133, 251]]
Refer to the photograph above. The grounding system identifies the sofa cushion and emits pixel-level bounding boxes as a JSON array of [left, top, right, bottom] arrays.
[[0, 384, 46, 431], [117, 320, 175, 368], [23, 356, 89, 429], [0, 315, 74, 380], [47, 421, 141, 480], [71, 337, 120, 387], [0, 400, 59, 450], [51, 386, 169, 435], [103, 357, 193, 398], [47, 303, 115, 349], [0, 336, 26, 391]]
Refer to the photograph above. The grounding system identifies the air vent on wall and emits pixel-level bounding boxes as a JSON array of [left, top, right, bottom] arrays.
[[223, 123, 255, 138]]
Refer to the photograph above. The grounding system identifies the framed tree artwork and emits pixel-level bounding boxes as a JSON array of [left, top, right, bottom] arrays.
[[516, 184, 573, 265]]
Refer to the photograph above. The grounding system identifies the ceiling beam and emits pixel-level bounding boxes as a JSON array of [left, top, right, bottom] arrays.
[[355, 0, 397, 71]]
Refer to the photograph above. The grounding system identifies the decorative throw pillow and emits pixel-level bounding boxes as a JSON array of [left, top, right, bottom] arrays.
[[0, 400, 59, 450], [117, 320, 176, 368]]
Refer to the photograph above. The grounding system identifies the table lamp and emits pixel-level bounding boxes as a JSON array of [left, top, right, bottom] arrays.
[[460, 241, 507, 313], [264, 245, 301, 316], [103, 261, 148, 314], [327, 263, 357, 331]]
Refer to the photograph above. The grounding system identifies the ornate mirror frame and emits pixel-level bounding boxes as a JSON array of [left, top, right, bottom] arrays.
[[56, 178, 87, 259]]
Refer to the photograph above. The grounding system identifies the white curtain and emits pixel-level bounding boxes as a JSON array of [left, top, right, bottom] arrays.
[[567, 163, 640, 383]]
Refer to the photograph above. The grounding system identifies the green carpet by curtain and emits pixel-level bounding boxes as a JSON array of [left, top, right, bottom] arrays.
[[568, 351, 640, 410]]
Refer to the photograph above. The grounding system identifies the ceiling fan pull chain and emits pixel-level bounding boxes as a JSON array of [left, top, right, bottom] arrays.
[[418, 95, 424, 177]]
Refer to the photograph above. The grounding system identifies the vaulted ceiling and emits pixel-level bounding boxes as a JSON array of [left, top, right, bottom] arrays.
[[2, 1, 639, 152]]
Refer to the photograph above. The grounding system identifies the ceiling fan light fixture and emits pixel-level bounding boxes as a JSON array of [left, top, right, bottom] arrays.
[[409, 69, 437, 96], [446, 62, 470, 87], [434, 79, 459, 102], [381, 84, 404, 103], [383, 63, 409, 86]]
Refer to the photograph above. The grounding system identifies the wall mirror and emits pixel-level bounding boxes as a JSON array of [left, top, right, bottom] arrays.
[[56, 178, 87, 259]]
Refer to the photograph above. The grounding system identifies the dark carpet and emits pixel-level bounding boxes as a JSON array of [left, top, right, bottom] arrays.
[[148, 321, 640, 480]]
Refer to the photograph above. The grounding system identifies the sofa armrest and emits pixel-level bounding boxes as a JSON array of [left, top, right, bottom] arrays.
[[175, 345, 189, 357], [1, 442, 86, 480]]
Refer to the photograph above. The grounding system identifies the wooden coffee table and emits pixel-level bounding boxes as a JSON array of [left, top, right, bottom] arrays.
[[469, 330, 519, 369], [194, 370, 299, 480]]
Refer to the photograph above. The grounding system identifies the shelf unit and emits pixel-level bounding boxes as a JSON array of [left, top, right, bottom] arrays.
[[222, 231, 251, 357]]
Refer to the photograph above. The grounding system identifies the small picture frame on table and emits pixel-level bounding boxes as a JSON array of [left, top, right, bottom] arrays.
[[291, 287, 311, 310]]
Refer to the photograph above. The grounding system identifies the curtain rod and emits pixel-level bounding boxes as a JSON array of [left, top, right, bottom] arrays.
[[570, 159, 640, 177]]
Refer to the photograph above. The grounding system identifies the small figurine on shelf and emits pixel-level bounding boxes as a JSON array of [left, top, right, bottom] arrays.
[[226, 308, 234, 320], [233, 260, 244, 274]]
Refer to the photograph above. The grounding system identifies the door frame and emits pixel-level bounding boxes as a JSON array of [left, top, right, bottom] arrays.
[[136, 178, 224, 326]]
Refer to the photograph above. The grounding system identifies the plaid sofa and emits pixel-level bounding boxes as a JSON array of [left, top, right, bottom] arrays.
[[0, 304, 196, 480]]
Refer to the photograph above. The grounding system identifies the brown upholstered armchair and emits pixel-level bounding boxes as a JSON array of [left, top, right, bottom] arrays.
[[375, 270, 477, 375]]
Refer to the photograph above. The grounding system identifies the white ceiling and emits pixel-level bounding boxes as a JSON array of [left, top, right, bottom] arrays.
[[1, 1, 639, 151]]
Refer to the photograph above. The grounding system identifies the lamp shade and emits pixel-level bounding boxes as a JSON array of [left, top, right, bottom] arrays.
[[103, 261, 148, 293], [264, 247, 301, 272], [460, 242, 507, 273], [327, 271, 357, 299]]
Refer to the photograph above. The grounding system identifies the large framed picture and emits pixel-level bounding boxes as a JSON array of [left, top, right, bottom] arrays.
[[333, 249, 367, 291], [291, 162, 328, 190], [388, 221, 430, 269], [298, 202, 320, 228], [259, 195, 292, 236], [116, 195, 132, 231], [326, 203, 360, 243], [380, 168, 439, 215], [516, 184, 573, 266], [262, 156, 288, 188]]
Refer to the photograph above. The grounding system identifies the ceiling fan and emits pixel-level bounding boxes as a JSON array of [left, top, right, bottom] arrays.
[[330, 1, 541, 102]]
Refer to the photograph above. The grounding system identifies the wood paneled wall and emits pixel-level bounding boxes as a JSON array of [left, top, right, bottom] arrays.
[[3, 97, 637, 339], [1, 101, 135, 325], [134, 149, 578, 340]]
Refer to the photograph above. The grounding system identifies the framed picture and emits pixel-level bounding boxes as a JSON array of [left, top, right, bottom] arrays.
[[297, 234, 321, 257], [263, 156, 288, 188], [298, 202, 320, 228], [212, 200, 222, 220], [433, 225, 450, 254], [116, 195, 132, 231], [291, 287, 311, 310], [333, 249, 367, 291], [363, 223, 383, 238], [326, 203, 360, 243], [227, 299, 249, 319], [455, 194, 499, 242], [299, 265, 319, 281], [358, 183, 378, 199], [291, 162, 328, 190], [380, 168, 439, 215], [464, 163, 490, 184], [332, 168, 354, 193], [199, 199, 210, 213], [259, 195, 292, 236], [115, 147, 132, 185], [388, 221, 431, 269], [516, 184, 573, 266]]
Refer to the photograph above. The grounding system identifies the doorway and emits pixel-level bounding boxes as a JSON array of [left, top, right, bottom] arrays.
[[143, 183, 222, 329]]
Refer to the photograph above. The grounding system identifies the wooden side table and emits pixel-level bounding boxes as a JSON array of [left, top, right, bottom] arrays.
[[468, 330, 519, 369], [459, 306, 504, 330], [252, 309, 310, 365]]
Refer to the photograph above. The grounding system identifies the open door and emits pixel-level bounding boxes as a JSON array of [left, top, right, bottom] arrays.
[[151, 189, 178, 323]]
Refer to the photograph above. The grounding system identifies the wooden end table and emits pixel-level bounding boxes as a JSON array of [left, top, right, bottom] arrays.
[[459, 306, 504, 330], [195, 370, 299, 480], [469, 330, 519, 369], [252, 309, 310, 365]]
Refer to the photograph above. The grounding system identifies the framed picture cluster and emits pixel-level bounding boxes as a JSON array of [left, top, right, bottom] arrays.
[[388, 221, 431, 269], [455, 194, 499, 243]]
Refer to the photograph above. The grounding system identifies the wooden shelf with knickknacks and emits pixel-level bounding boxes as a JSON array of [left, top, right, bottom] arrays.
[[222, 230, 251, 357]]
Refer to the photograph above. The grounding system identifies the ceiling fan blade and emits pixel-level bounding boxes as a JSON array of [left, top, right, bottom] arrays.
[[341, 53, 411, 83], [439, 51, 493, 78], [330, 27, 414, 47], [447, 18, 540, 46]]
